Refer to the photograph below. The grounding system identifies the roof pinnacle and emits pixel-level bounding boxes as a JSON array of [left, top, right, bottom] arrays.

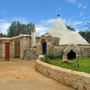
[[57, 14, 60, 18]]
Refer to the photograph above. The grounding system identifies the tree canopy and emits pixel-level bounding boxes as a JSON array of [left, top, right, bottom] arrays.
[[79, 31, 90, 43], [7, 21, 34, 36], [0, 33, 6, 36], [79, 22, 90, 43], [66, 25, 75, 31]]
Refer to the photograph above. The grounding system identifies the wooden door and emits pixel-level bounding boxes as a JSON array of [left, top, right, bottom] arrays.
[[5, 43, 10, 60], [15, 41, 20, 58]]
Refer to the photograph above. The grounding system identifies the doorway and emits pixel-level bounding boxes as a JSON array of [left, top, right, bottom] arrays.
[[67, 50, 76, 60], [15, 41, 20, 58], [5, 43, 10, 60], [42, 40, 47, 54]]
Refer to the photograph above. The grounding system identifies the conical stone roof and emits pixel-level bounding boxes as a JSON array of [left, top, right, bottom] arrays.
[[48, 16, 89, 45]]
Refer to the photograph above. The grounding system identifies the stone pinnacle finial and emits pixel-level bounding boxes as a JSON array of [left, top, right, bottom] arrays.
[[57, 14, 60, 18]]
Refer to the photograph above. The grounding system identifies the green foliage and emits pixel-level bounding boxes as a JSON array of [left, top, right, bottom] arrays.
[[79, 31, 90, 43], [86, 22, 90, 31], [45, 51, 55, 59], [45, 51, 63, 60], [46, 58, 90, 73], [66, 25, 75, 31], [79, 22, 90, 43], [0, 33, 6, 36], [40, 56, 48, 63], [7, 21, 34, 36]]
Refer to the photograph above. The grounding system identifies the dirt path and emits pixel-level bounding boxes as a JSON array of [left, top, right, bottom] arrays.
[[0, 59, 75, 90]]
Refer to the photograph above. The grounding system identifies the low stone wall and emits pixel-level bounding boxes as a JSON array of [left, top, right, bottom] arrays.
[[35, 60, 90, 90]]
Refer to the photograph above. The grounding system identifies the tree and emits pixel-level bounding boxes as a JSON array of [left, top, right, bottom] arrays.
[[0, 33, 6, 36], [7, 21, 34, 36], [79, 31, 90, 43], [79, 22, 90, 43], [66, 25, 75, 31]]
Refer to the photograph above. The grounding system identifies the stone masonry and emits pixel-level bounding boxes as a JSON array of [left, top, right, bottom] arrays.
[[35, 60, 90, 90]]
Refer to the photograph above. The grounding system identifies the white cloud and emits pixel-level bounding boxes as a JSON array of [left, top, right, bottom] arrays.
[[36, 26, 49, 36], [67, 0, 76, 4], [36, 19, 56, 36], [66, 0, 87, 9], [38, 19, 55, 27], [11, 17, 29, 24], [83, 6, 86, 9], [77, 3, 86, 9], [78, 3, 82, 8], [0, 10, 8, 14], [63, 18, 83, 26], [0, 19, 5, 23], [82, 16, 90, 20], [0, 22, 11, 34], [79, 12, 84, 17]]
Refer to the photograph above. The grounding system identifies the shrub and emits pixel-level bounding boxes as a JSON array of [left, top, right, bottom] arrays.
[[39, 55, 48, 63], [45, 51, 55, 59], [45, 51, 63, 60]]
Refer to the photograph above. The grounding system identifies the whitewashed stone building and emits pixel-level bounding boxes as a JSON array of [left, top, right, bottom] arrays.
[[40, 15, 90, 60]]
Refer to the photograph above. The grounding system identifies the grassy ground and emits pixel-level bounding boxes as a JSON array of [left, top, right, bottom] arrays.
[[46, 58, 90, 74]]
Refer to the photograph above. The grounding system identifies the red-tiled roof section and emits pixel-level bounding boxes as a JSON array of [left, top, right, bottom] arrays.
[[0, 36, 16, 38]]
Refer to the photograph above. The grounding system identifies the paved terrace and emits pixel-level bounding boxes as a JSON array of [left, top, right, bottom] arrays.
[[0, 59, 74, 90]]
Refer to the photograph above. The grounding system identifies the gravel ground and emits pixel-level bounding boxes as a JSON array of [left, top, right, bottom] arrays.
[[0, 59, 75, 90]]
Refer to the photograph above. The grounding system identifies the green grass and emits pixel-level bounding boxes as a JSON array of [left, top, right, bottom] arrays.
[[46, 58, 90, 73]]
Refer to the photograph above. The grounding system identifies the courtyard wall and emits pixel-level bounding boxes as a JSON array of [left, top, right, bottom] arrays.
[[35, 60, 90, 90]]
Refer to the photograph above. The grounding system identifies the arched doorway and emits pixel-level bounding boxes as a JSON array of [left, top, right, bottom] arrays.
[[67, 50, 76, 60], [42, 39, 47, 54]]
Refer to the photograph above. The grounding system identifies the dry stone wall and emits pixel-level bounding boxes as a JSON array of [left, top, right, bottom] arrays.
[[0, 43, 3, 58], [35, 60, 90, 90], [10, 41, 15, 58], [24, 48, 38, 60]]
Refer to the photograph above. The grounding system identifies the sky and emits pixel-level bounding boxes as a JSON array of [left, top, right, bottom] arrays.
[[0, 0, 90, 36]]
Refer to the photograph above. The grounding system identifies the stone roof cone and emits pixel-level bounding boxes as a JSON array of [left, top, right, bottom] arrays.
[[48, 15, 89, 45]]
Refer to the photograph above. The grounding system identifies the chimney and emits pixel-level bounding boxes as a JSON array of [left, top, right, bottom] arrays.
[[31, 27, 36, 48]]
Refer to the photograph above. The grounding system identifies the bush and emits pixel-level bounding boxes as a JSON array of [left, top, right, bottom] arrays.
[[45, 51, 63, 60], [39, 55, 48, 63]]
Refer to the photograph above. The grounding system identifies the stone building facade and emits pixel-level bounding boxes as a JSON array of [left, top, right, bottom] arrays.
[[39, 35, 90, 60], [0, 33, 90, 60], [0, 35, 41, 60]]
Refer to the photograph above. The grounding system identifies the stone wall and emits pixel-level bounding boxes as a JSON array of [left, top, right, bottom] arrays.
[[20, 36, 31, 59], [23, 37, 41, 59], [88, 47, 90, 57], [47, 45, 90, 59], [35, 60, 90, 90], [24, 48, 38, 60], [0, 40, 10, 59], [78, 46, 90, 58], [0, 43, 3, 58], [10, 41, 15, 58], [40, 35, 60, 54]]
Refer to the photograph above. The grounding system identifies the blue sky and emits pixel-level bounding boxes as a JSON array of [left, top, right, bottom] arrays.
[[0, 0, 90, 35]]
